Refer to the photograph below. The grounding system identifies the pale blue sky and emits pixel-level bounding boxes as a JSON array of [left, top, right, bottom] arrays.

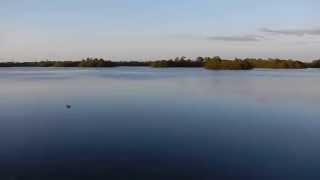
[[0, 0, 319, 61]]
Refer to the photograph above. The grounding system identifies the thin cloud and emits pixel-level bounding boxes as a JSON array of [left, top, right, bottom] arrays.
[[207, 35, 263, 42], [261, 27, 320, 36]]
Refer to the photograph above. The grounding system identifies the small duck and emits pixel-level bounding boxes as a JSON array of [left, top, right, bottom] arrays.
[[66, 104, 72, 109]]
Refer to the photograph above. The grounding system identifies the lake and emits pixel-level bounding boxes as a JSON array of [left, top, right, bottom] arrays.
[[0, 67, 320, 180]]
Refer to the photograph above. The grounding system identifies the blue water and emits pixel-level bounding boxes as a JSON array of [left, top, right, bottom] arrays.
[[1, 67, 320, 180]]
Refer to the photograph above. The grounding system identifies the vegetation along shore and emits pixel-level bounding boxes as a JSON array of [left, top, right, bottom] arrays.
[[1, 56, 320, 70]]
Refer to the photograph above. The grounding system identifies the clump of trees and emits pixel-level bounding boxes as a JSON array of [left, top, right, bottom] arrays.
[[52, 61, 80, 67], [150, 56, 307, 70], [308, 59, 320, 68], [150, 57, 204, 68], [244, 58, 306, 69], [115, 61, 150, 66], [78, 58, 116, 67], [204, 56, 253, 70]]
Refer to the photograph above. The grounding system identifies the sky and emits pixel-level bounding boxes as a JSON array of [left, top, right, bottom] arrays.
[[0, 0, 319, 61]]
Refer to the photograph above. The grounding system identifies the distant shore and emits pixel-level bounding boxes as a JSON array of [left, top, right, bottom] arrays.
[[1, 57, 320, 70]]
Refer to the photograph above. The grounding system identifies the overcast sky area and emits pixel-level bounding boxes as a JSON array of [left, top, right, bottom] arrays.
[[0, 0, 319, 61]]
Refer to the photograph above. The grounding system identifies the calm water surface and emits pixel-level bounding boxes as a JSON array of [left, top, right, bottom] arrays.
[[0, 67, 320, 179]]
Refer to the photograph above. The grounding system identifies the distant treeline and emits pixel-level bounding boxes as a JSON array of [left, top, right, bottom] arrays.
[[1, 57, 320, 70], [0, 58, 149, 68]]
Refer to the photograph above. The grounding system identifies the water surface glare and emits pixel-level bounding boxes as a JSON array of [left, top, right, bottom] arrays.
[[1, 67, 320, 179]]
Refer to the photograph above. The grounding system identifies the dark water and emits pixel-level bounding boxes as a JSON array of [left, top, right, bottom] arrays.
[[1, 67, 320, 180]]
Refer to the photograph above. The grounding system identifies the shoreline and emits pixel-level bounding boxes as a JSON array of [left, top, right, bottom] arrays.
[[0, 57, 319, 70]]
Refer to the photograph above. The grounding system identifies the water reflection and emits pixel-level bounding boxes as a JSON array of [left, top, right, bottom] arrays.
[[0, 67, 320, 179]]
